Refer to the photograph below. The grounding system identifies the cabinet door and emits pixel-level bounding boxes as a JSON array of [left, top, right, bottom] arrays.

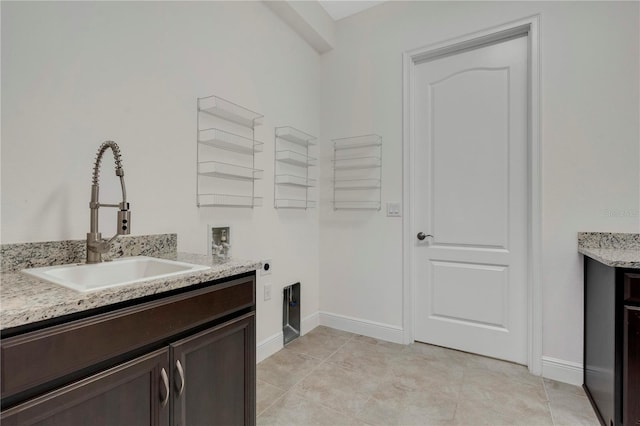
[[624, 306, 640, 426], [1, 348, 170, 426], [171, 312, 256, 426]]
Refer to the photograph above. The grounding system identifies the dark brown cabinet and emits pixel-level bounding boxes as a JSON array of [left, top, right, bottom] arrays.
[[1, 349, 170, 426], [584, 258, 639, 426], [172, 314, 255, 426], [624, 305, 640, 426], [1, 273, 256, 426]]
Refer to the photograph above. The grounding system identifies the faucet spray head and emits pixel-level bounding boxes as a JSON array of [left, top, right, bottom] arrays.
[[117, 202, 131, 235]]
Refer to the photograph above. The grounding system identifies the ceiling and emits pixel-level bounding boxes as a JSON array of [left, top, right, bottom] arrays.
[[318, 1, 386, 21]]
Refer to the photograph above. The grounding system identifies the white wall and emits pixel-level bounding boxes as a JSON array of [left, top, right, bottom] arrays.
[[3, 0, 639, 379], [319, 0, 639, 371], [1, 1, 321, 349]]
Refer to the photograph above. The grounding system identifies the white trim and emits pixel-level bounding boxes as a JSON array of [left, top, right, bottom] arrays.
[[542, 356, 583, 386], [319, 311, 404, 344], [301, 311, 320, 335], [256, 331, 283, 363], [256, 312, 321, 363], [402, 15, 542, 373]]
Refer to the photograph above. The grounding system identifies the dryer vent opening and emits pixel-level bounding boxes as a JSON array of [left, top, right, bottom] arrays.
[[283, 283, 300, 345]]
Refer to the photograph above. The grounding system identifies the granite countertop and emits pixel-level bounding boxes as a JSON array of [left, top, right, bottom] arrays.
[[0, 252, 260, 331], [578, 232, 640, 269]]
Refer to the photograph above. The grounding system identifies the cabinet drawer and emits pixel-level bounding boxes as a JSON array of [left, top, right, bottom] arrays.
[[1, 275, 254, 400], [624, 273, 640, 304]]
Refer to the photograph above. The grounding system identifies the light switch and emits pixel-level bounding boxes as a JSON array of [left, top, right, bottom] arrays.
[[387, 202, 401, 217]]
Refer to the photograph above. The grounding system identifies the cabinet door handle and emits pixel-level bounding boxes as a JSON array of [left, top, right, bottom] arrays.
[[160, 368, 170, 407], [175, 359, 185, 397]]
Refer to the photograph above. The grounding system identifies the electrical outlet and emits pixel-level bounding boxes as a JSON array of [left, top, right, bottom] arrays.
[[260, 259, 272, 276], [264, 283, 272, 301]]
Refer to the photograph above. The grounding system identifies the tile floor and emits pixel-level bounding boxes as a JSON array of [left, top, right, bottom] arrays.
[[256, 326, 600, 425]]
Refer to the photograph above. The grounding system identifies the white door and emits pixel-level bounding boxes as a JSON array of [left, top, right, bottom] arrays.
[[413, 35, 528, 364]]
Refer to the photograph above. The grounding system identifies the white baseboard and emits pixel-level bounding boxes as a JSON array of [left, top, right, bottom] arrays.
[[301, 312, 320, 335], [318, 311, 404, 344], [542, 356, 583, 386], [256, 312, 321, 363], [256, 331, 283, 363]]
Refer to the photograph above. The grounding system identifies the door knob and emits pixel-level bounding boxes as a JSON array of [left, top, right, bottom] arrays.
[[417, 232, 432, 241]]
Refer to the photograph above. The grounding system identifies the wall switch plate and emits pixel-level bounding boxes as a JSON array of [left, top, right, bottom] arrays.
[[386, 202, 402, 217], [264, 283, 272, 301], [260, 259, 272, 276]]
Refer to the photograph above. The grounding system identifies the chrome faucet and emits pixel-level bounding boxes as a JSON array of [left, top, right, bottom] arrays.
[[86, 141, 131, 263]]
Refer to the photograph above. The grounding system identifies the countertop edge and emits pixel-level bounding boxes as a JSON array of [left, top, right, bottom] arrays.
[[578, 247, 640, 269], [1, 253, 260, 331]]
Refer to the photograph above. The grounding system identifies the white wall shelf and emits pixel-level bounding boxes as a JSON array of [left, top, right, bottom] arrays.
[[275, 126, 316, 147], [275, 150, 316, 167], [334, 156, 381, 170], [198, 128, 264, 154], [334, 178, 381, 190], [275, 174, 316, 187], [198, 95, 263, 128], [333, 134, 382, 211], [333, 201, 381, 210], [198, 161, 263, 181], [274, 126, 317, 210], [274, 199, 316, 209], [197, 193, 263, 208], [333, 134, 383, 151], [197, 95, 263, 208]]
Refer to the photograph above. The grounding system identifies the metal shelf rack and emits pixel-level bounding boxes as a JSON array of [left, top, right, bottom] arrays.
[[332, 134, 382, 210], [197, 95, 263, 208], [274, 126, 316, 209]]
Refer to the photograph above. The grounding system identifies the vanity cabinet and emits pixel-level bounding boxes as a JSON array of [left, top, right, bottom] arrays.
[[0, 273, 256, 426], [171, 314, 254, 426], [1, 349, 170, 426], [624, 275, 640, 426], [584, 258, 638, 426]]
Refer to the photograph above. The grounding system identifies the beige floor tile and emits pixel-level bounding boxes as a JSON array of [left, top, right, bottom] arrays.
[[292, 362, 384, 416], [257, 380, 286, 416], [544, 380, 599, 426], [257, 349, 322, 390], [325, 339, 402, 376], [465, 354, 541, 387], [460, 367, 547, 404], [404, 342, 473, 366], [310, 325, 357, 339], [285, 328, 353, 360], [548, 395, 600, 426], [257, 327, 593, 426], [543, 378, 588, 398], [453, 397, 554, 426], [356, 378, 458, 425], [257, 393, 367, 426], [352, 334, 407, 351], [392, 348, 465, 396]]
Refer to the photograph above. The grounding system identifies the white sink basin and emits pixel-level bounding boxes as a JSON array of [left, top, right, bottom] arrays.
[[22, 256, 211, 293]]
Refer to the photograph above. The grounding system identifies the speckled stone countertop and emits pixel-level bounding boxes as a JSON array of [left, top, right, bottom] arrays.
[[578, 232, 640, 269], [0, 235, 260, 331]]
